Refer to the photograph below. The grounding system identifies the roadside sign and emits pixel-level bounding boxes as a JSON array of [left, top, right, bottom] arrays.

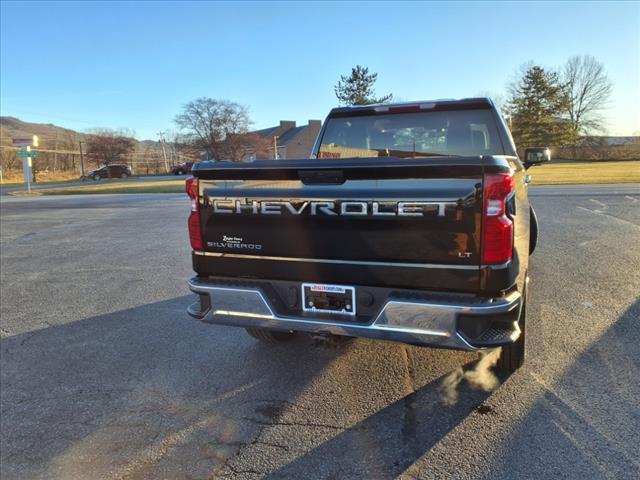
[[12, 135, 39, 147], [17, 145, 35, 192], [10, 137, 39, 192], [16, 150, 39, 158]]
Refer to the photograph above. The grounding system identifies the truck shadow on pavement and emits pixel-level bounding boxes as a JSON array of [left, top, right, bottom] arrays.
[[480, 298, 640, 480], [0, 295, 348, 479]]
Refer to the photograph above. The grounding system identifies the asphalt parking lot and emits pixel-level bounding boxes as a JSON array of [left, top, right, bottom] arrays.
[[1, 184, 639, 479]]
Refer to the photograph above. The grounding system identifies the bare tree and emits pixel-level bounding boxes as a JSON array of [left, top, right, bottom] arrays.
[[85, 128, 136, 175], [164, 130, 199, 164], [174, 98, 252, 161], [563, 55, 613, 138], [225, 132, 272, 161], [62, 132, 81, 172], [0, 147, 19, 172], [139, 143, 162, 175]]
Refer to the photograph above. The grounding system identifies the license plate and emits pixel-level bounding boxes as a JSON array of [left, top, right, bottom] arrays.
[[302, 283, 356, 315]]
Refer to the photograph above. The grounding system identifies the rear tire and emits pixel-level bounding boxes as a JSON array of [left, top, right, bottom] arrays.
[[529, 207, 538, 255], [245, 327, 296, 343], [495, 292, 527, 372], [120, 173, 128, 178], [93, 174, 101, 181]]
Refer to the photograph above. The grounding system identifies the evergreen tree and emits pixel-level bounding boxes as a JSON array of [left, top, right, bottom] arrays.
[[507, 66, 572, 149], [334, 65, 393, 106]]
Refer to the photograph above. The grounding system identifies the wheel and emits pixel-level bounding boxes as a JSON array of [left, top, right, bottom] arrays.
[[495, 291, 527, 372], [93, 174, 101, 181], [529, 206, 538, 255], [120, 173, 128, 178], [245, 327, 296, 343]]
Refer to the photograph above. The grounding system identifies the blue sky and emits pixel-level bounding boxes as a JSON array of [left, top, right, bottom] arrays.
[[1, 1, 638, 140]]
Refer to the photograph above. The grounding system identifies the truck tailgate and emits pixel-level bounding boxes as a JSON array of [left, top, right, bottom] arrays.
[[193, 158, 484, 292]]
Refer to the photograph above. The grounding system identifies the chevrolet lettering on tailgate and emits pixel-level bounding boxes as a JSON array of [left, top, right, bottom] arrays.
[[210, 199, 454, 217]]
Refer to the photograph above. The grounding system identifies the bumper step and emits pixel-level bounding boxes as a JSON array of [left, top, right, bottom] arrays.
[[472, 326, 520, 347]]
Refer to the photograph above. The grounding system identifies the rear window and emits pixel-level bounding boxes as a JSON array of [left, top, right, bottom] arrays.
[[318, 109, 504, 158]]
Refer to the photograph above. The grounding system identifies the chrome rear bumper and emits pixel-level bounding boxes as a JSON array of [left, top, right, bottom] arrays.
[[187, 277, 522, 351]]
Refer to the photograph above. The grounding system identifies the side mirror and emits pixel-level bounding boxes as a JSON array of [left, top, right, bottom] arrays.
[[523, 147, 551, 169]]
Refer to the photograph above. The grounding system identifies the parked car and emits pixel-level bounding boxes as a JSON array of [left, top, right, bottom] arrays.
[[172, 162, 194, 175], [86, 164, 133, 181]]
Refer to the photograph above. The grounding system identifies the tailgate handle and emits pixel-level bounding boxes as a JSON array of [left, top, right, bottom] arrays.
[[299, 170, 345, 185]]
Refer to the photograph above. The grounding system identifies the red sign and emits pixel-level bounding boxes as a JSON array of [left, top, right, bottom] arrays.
[[12, 136, 35, 146]]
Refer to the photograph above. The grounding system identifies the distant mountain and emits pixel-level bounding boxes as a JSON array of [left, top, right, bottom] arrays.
[[0, 116, 87, 147], [0, 116, 160, 152], [0, 117, 183, 174]]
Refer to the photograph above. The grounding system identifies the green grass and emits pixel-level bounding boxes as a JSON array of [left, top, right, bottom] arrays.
[[529, 160, 640, 185], [1, 174, 173, 187], [1, 177, 80, 187], [11, 180, 185, 196]]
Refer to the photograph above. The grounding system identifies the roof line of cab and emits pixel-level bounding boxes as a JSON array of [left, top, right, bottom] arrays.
[[328, 97, 495, 115]]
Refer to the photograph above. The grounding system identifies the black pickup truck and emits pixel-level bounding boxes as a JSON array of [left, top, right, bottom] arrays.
[[185, 98, 549, 371]]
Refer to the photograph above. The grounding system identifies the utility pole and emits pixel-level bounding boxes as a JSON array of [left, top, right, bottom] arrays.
[[273, 135, 278, 160], [170, 143, 177, 167], [79, 141, 86, 178], [53, 134, 58, 171], [158, 131, 169, 173]]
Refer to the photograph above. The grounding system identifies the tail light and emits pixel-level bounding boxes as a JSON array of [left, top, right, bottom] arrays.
[[481, 173, 515, 264], [185, 176, 203, 250]]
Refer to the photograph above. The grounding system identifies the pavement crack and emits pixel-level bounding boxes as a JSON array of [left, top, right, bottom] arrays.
[[149, 416, 165, 444], [18, 331, 37, 347], [212, 410, 349, 476], [239, 416, 345, 430], [212, 425, 265, 478], [252, 440, 290, 451]]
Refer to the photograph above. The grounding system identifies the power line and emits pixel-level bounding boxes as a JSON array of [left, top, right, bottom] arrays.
[[0, 145, 194, 160], [157, 131, 169, 172]]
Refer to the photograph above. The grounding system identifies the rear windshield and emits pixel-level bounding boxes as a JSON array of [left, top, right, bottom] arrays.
[[318, 109, 504, 158]]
